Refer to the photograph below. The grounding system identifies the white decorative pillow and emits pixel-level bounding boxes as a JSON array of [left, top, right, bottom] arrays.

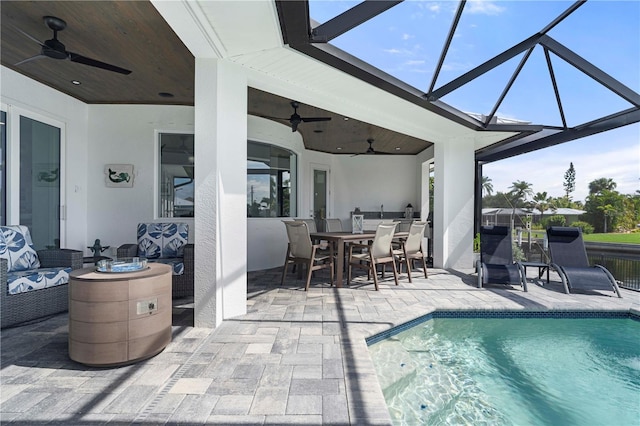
[[0, 225, 41, 272]]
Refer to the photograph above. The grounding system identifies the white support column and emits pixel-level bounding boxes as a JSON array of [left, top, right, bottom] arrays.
[[432, 138, 475, 269], [194, 58, 247, 328]]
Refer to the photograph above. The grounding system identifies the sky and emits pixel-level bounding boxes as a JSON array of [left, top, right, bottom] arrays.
[[309, 0, 640, 203]]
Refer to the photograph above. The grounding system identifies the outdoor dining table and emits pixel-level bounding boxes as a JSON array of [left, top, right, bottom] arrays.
[[310, 231, 409, 288]]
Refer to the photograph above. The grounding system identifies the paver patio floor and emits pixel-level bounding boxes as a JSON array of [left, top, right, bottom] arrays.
[[1, 267, 638, 425]]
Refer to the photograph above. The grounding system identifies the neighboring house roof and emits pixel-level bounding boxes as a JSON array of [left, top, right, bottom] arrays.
[[482, 208, 586, 216]]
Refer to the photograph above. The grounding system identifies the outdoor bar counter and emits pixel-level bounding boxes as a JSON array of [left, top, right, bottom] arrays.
[[68, 262, 172, 366]]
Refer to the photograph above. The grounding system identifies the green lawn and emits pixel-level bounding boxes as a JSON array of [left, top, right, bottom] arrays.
[[517, 230, 640, 244], [582, 233, 640, 244]]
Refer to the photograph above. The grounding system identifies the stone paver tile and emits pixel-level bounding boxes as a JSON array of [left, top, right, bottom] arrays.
[[207, 414, 266, 425], [281, 352, 322, 366], [169, 378, 213, 394], [259, 364, 293, 388], [264, 414, 324, 425], [271, 338, 298, 355], [322, 359, 344, 379], [207, 377, 260, 395], [286, 394, 322, 415], [249, 387, 289, 415], [136, 363, 179, 386], [0, 384, 29, 404], [148, 393, 185, 414], [292, 365, 322, 380], [212, 394, 254, 415], [246, 342, 274, 354], [103, 385, 157, 414], [232, 363, 265, 379], [168, 393, 219, 423], [297, 342, 322, 354], [323, 394, 350, 424], [289, 379, 340, 395]]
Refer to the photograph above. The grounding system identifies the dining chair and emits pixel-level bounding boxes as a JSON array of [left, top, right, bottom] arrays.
[[347, 222, 399, 290], [281, 221, 334, 291], [324, 218, 343, 232], [294, 218, 317, 233], [394, 221, 428, 282]]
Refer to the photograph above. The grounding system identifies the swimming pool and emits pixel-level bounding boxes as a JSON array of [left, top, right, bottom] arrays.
[[368, 312, 640, 426]]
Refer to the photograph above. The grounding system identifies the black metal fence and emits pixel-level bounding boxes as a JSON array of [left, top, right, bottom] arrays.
[[585, 242, 640, 292]]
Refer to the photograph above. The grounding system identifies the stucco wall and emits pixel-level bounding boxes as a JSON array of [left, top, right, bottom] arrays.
[[2, 66, 427, 271]]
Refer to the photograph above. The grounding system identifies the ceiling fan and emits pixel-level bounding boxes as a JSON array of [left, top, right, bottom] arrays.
[[13, 16, 132, 75], [351, 138, 394, 156], [262, 101, 331, 132]]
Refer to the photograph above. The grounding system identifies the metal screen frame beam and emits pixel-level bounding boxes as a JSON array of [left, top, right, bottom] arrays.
[[477, 108, 640, 162], [540, 35, 640, 107], [311, 0, 402, 43]]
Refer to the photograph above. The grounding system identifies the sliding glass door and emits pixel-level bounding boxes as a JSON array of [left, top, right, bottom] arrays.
[[19, 116, 61, 249]]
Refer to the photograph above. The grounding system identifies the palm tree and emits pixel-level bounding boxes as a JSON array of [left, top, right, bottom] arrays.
[[508, 180, 533, 207], [589, 178, 616, 195], [529, 191, 556, 221], [481, 176, 494, 196]]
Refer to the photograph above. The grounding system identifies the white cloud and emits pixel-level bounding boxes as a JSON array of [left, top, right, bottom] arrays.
[[406, 60, 426, 66], [483, 141, 640, 203], [402, 33, 414, 41], [466, 0, 505, 16], [428, 3, 441, 13], [442, 61, 473, 72]]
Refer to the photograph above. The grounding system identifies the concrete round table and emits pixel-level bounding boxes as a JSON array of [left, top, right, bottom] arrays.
[[68, 263, 172, 366]]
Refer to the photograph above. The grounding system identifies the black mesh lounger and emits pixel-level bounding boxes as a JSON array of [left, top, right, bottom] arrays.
[[477, 225, 527, 292], [546, 226, 621, 298]]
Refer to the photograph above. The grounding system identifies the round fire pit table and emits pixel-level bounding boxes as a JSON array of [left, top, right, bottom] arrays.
[[68, 262, 172, 366]]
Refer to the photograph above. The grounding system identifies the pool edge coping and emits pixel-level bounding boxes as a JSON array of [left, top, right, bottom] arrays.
[[365, 307, 640, 346]]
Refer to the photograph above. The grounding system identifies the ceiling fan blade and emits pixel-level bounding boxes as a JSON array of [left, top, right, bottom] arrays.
[[256, 114, 289, 121], [12, 25, 47, 48], [68, 52, 131, 75], [300, 117, 331, 123], [14, 54, 47, 66]]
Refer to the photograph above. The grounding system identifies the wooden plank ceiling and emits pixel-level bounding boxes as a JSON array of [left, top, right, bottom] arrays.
[[1, 0, 433, 155]]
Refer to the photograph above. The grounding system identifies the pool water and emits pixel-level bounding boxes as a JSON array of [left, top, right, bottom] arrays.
[[369, 316, 640, 426]]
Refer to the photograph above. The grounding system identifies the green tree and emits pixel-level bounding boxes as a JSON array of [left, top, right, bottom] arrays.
[[588, 177, 616, 195], [481, 176, 494, 197], [597, 204, 617, 233], [617, 193, 640, 232], [584, 188, 625, 233], [508, 180, 534, 207], [563, 162, 576, 199], [482, 191, 513, 208]]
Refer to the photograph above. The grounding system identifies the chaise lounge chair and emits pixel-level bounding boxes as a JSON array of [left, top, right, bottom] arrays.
[[546, 226, 621, 298], [476, 225, 527, 292]]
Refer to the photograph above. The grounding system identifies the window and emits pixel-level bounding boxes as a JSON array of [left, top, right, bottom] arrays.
[[247, 141, 297, 218], [159, 133, 194, 218]]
